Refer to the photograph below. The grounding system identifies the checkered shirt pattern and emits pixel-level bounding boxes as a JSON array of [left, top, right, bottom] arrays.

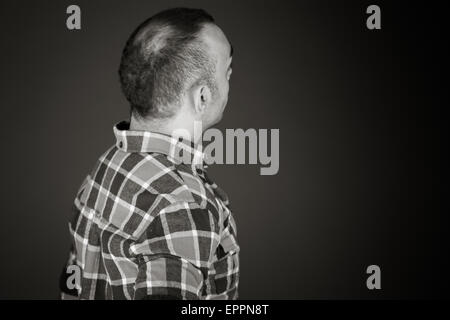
[[60, 121, 239, 300]]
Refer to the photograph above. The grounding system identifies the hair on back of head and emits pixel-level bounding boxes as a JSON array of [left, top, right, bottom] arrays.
[[118, 8, 217, 120]]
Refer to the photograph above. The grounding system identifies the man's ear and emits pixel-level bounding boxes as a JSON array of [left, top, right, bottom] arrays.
[[194, 85, 212, 114]]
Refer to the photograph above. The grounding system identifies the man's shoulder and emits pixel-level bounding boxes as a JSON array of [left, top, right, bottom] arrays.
[[73, 146, 220, 240], [120, 151, 199, 199], [84, 146, 206, 208]]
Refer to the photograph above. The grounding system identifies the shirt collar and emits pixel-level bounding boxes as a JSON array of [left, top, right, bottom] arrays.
[[113, 121, 206, 171]]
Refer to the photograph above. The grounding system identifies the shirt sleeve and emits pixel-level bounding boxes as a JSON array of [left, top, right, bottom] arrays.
[[60, 180, 88, 300], [130, 202, 220, 300]]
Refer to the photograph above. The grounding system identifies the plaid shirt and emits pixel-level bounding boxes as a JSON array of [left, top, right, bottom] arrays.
[[60, 121, 239, 300]]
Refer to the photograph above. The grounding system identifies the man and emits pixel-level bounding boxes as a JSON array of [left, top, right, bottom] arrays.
[[60, 8, 239, 300]]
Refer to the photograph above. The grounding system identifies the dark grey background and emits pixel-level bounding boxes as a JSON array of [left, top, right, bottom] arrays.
[[0, 0, 448, 299]]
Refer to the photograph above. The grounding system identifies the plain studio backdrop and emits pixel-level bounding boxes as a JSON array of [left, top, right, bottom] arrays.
[[0, 0, 448, 299]]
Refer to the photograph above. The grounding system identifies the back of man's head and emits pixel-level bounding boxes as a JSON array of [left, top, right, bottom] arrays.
[[118, 8, 217, 120]]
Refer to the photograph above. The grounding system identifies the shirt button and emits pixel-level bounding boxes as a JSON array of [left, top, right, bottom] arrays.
[[119, 141, 123, 148]]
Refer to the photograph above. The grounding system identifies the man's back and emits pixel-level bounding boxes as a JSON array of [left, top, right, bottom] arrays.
[[61, 122, 239, 299]]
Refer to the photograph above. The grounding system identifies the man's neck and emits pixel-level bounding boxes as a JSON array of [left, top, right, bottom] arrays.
[[129, 114, 201, 143]]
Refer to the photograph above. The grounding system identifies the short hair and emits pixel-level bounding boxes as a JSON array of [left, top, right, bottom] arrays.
[[118, 8, 217, 119]]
